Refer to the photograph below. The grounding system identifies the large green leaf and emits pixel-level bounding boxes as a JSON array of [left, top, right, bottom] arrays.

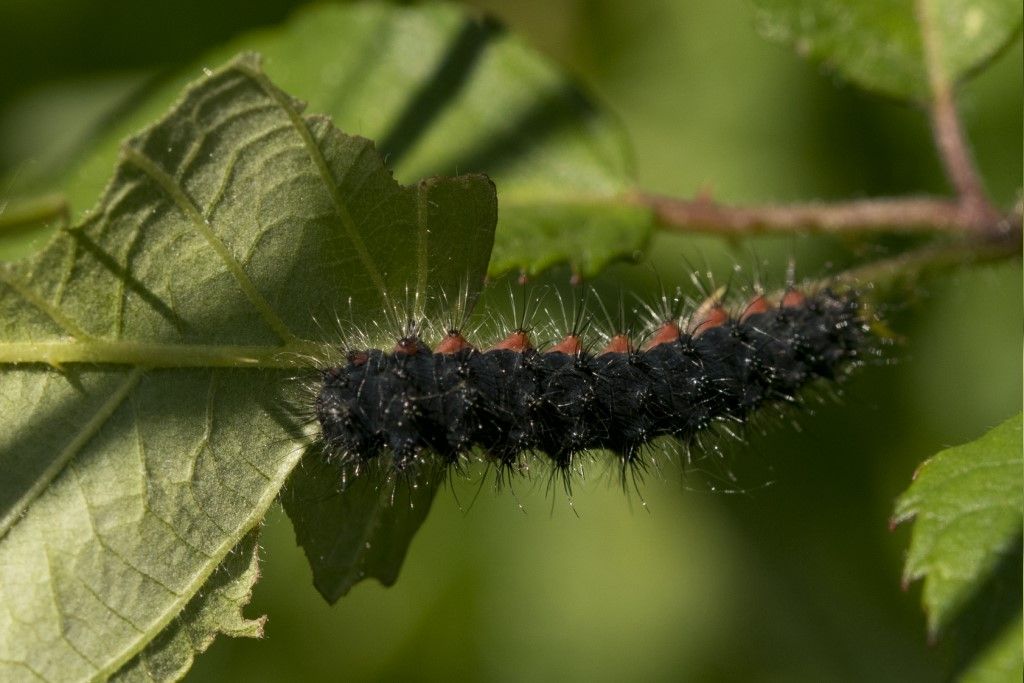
[[893, 414, 1022, 679], [11, 2, 650, 278], [0, 53, 496, 681], [751, 0, 1023, 102]]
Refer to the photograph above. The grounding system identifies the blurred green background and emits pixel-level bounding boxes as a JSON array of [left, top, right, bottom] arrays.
[[1, 1, 1020, 681]]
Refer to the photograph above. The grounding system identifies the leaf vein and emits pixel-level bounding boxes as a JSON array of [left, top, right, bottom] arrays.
[[179, 102, 284, 187], [0, 659, 46, 681], [40, 543, 104, 673], [0, 269, 92, 342], [202, 123, 295, 222], [0, 368, 145, 540], [133, 395, 220, 558], [175, 379, 232, 537], [0, 340, 321, 367], [122, 145, 298, 345], [74, 571, 146, 636], [67, 463, 183, 607], [114, 218, 150, 340], [235, 62, 389, 297]]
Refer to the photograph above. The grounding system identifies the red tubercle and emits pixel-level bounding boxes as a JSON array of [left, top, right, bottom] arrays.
[[690, 305, 729, 337], [643, 321, 682, 349], [393, 337, 423, 356], [601, 334, 632, 355], [548, 334, 583, 355], [491, 329, 532, 352], [739, 295, 770, 322], [434, 331, 475, 354], [781, 289, 806, 308], [347, 351, 369, 367]]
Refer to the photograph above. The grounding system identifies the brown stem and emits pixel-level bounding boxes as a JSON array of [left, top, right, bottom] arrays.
[[637, 193, 1002, 236], [916, 0, 1001, 229], [927, 82, 995, 221]]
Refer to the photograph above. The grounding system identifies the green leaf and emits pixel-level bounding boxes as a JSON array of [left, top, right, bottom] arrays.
[[893, 414, 1023, 636], [0, 53, 496, 680], [751, 0, 1023, 102], [111, 530, 264, 682], [281, 458, 441, 604], [46, 2, 651, 278]]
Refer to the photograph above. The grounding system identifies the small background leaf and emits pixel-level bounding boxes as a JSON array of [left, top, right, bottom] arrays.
[[0, 53, 496, 681], [893, 414, 1022, 677], [751, 0, 1023, 101]]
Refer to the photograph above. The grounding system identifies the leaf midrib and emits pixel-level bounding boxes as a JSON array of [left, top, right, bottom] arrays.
[[0, 339, 326, 368]]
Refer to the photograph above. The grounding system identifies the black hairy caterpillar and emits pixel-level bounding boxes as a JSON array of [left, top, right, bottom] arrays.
[[315, 285, 871, 483]]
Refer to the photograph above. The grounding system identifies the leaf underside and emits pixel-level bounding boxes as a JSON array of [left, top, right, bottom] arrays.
[[0, 53, 496, 681]]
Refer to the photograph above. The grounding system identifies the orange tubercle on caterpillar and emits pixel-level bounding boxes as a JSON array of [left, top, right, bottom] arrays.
[[782, 289, 806, 308], [601, 334, 633, 355], [643, 321, 682, 349], [548, 334, 584, 355], [490, 329, 532, 352], [393, 336, 424, 355], [434, 330, 475, 354], [690, 304, 729, 337], [739, 294, 770, 322]]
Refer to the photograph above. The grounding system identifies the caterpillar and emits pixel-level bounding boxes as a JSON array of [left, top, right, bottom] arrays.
[[314, 283, 871, 486]]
